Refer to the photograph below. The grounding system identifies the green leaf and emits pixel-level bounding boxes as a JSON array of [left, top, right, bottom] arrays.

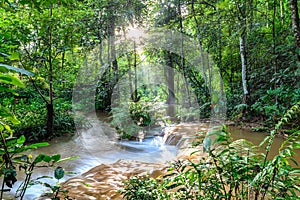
[[51, 154, 61, 163], [203, 137, 212, 152], [42, 155, 51, 163], [0, 85, 18, 95], [214, 135, 228, 144], [43, 182, 52, 188], [34, 154, 46, 163], [0, 64, 34, 76], [14, 155, 30, 162], [9, 52, 19, 61], [293, 141, 300, 149], [54, 167, 65, 180], [36, 175, 53, 180], [0, 106, 19, 124], [0, 74, 24, 87], [56, 155, 79, 163], [17, 135, 26, 144], [290, 168, 300, 175], [290, 158, 299, 166], [259, 136, 271, 147], [25, 142, 49, 150]]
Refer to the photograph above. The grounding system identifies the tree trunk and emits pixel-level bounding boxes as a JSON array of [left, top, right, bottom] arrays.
[[107, 8, 118, 108], [133, 41, 138, 101], [178, 0, 191, 107], [239, 34, 249, 104], [235, 1, 249, 105], [167, 52, 175, 119], [290, 0, 300, 60], [47, 4, 54, 137], [109, 18, 118, 85], [127, 54, 133, 99], [280, 0, 285, 25], [46, 103, 54, 137], [272, 0, 278, 103], [191, 0, 208, 94]]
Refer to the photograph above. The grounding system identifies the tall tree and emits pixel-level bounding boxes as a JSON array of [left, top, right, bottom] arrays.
[[235, 0, 249, 104], [166, 52, 175, 118], [290, 0, 300, 60], [87, 0, 146, 110], [16, 0, 82, 137]]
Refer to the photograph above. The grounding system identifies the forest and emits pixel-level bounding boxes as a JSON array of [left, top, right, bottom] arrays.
[[0, 0, 300, 199]]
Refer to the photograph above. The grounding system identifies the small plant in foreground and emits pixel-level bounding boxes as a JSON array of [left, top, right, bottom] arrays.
[[120, 175, 169, 200]]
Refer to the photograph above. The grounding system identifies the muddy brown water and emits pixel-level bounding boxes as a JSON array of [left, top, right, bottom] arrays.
[[2, 119, 300, 199], [228, 126, 300, 165]]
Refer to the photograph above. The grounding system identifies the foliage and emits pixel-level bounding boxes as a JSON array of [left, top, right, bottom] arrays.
[[110, 93, 169, 139], [251, 87, 300, 125], [1, 0, 300, 199], [120, 101, 300, 199], [2, 0, 299, 138], [10, 97, 78, 141], [120, 175, 169, 200], [0, 64, 76, 199], [28, 162, 77, 200]]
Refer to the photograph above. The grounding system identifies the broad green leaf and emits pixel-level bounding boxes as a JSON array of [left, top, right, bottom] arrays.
[[0, 64, 34, 76], [9, 52, 19, 61], [54, 167, 65, 180], [26, 142, 49, 149], [42, 155, 51, 163], [214, 135, 228, 144], [34, 154, 46, 163], [51, 154, 61, 163], [0, 106, 19, 124], [17, 135, 26, 145], [0, 74, 24, 87], [3, 123, 12, 132]]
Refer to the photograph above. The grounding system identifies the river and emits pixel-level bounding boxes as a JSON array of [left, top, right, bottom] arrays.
[[2, 117, 300, 199]]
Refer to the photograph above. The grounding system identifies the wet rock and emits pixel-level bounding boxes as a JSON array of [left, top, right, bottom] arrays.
[[162, 123, 210, 163], [42, 160, 167, 200]]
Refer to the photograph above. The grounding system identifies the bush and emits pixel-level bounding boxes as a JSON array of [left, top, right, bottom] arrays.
[[120, 175, 169, 200], [10, 98, 88, 142]]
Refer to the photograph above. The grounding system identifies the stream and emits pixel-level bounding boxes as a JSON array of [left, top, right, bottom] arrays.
[[228, 126, 300, 163], [3, 117, 300, 200], [4, 118, 178, 200]]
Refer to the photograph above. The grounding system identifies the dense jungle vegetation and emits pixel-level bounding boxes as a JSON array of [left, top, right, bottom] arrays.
[[1, 0, 299, 140], [1, 0, 300, 199]]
